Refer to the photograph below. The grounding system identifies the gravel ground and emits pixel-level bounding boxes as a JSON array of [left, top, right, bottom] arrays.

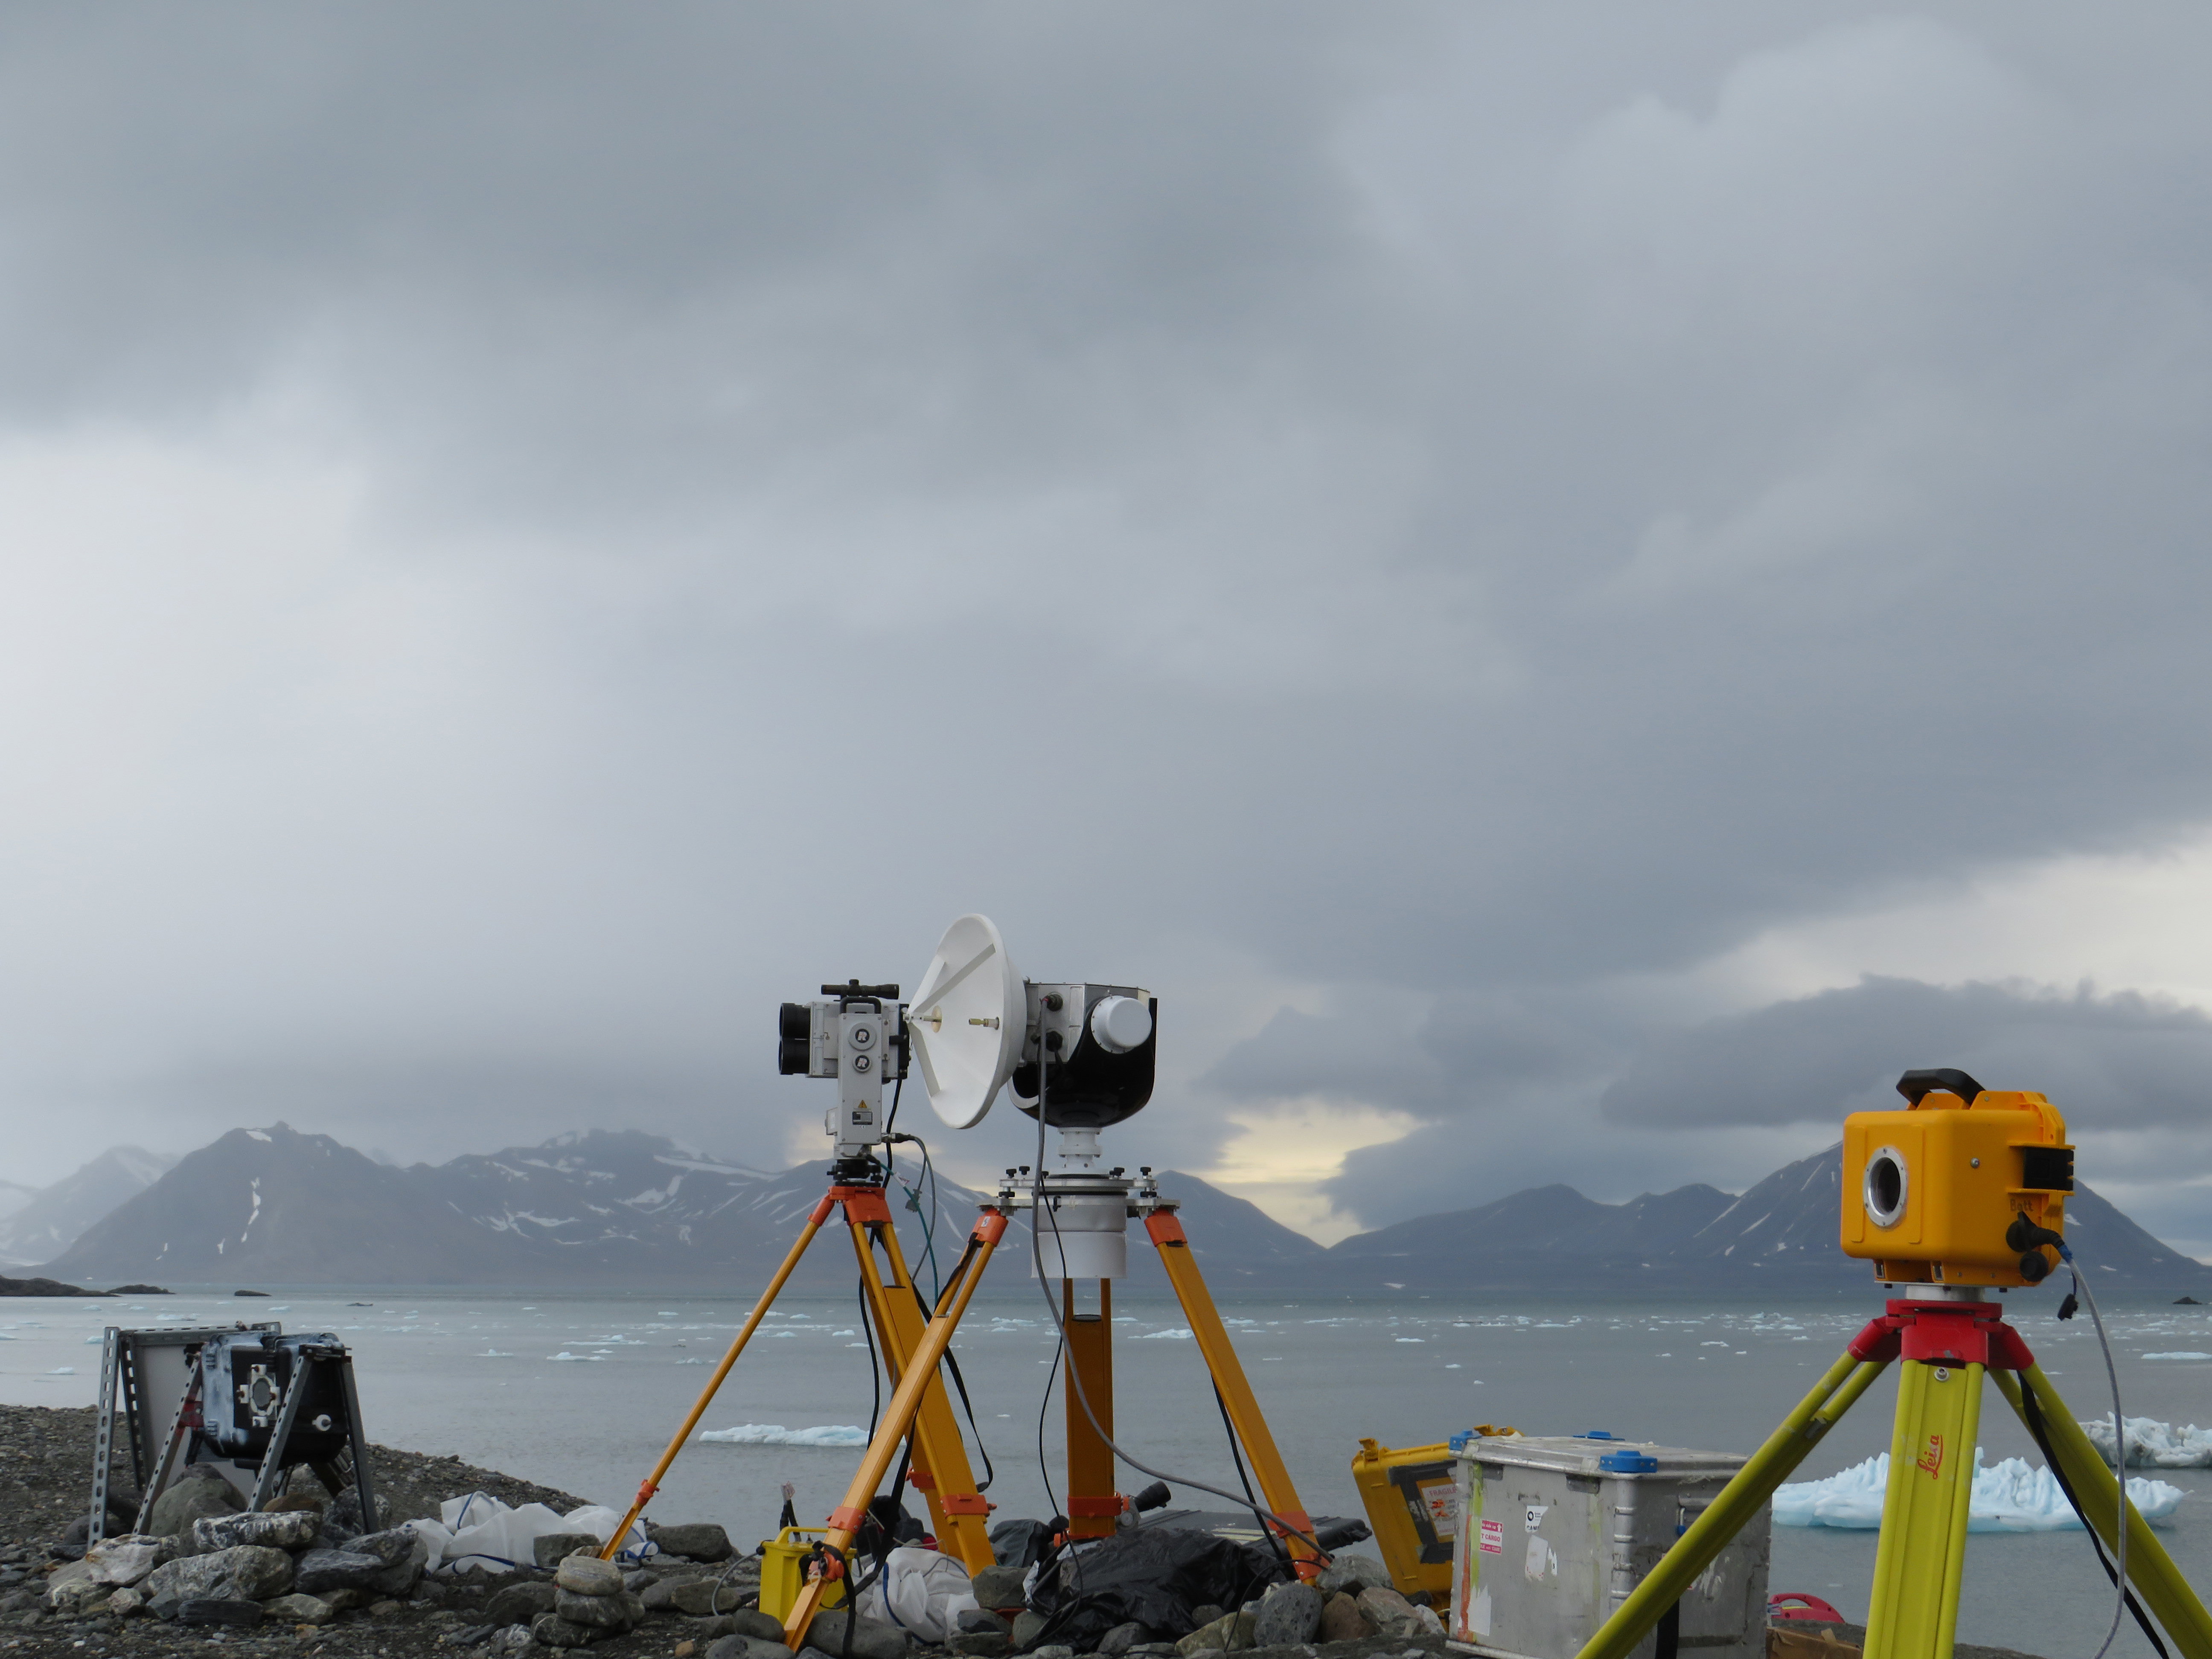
[[0, 1403, 736, 1659], [2, 1404, 1887, 1659]]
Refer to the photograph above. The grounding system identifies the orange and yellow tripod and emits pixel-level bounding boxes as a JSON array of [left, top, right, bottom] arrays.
[[600, 1179, 1006, 1579]]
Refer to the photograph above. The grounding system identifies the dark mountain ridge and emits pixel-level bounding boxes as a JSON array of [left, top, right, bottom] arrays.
[[1309, 1144, 2210, 1292], [38, 1123, 1321, 1290], [38, 1128, 2212, 1296]]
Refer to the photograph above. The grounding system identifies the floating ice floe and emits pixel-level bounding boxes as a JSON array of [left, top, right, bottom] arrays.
[[2139, 1352, 2212, 1362], [2079, 1416, 2212, 1469], [699, 1423, 869, 1447], [1776, 1451, 2183, 1531], [477, 1350, 513, 1358], [48, 1367, 75, 1376], [547, 1351, 604, 1362], [1134, 1328, 1193, 1340]]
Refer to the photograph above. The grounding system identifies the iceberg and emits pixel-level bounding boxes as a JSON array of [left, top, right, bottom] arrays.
[[2079, 1416, 2212, 1469], [699, 1423, 868, 1447], [1775, 1450, 2183, 1531]]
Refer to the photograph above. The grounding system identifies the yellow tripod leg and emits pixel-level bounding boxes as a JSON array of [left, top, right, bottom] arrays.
[[1145, 1210, 1323, 1578], [851, 1207, 998, 1574], [1864, 1360, 1982, 1659], [599, 1192, 835, 1560], [1576, 1353, 1887, 1659], [785, 1210, 1007, 1651], [1991, 1366, 2212, 1659]]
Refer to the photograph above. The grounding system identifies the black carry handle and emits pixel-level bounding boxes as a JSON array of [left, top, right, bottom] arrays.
[[1895, 1068, 1986, 1106]]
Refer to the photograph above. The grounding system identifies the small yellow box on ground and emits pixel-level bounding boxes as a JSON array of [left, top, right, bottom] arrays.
[[757, 1527, 849, 1620], [1350, 1437, 1464, 1604]]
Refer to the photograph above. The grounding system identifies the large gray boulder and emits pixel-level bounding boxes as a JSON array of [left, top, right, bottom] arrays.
[[291, 1548, 387, 1595], [1354, 1584, 1422, 1639], [1175, 1611, 1254, 1655], [143, 1545, 294, 1615], [532, 1611, 609, 1647], [658, 1578, 749, 1616], [367, 1533, 428, 1597], [45, 1563, 108, 1617], [1253, 1582, 1323, 1648], [84, 1534, 177, 1587], [1316, 1593, 1372, 1643], [533, 1532, 602, 1569], [969, 1563, 1027, 1609], [1315, 1553, 1391, 1597], [649, 1522, 733, 1562], [556, 1587, 636, 1630], [263, 1593, 336, 1627], [486, 1580, 559, 1625], [555, 1553, 625, 1597], [805, 1607, 911, 1659], [192, 1510, 322, 1554], [146, 1467, 244, 1539]]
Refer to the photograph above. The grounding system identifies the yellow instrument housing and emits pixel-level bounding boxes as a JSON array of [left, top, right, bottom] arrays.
[[1840, 1086, 2071, 1286]]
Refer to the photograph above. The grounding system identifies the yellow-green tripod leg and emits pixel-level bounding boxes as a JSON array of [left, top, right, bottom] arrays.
[[1575, 1352, 1888, 1659], [1992, 1366, 2212, 1659], [1863, 1360, 1981, 1659]]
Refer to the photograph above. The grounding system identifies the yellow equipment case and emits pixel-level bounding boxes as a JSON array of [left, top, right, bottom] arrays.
[[757, 1526, 850, 1619], [1350, 1436, 1464, 1604]]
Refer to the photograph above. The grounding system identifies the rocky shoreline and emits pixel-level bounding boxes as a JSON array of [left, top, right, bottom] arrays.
[[1, 1404, 1464, 1659]]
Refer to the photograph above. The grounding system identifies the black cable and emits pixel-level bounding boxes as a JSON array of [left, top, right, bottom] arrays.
[[1215, 1382, 1288, 1567], [1038, 1332, 1064, 1524], [908, 1290, 996, 1493], [1025, 1054, 1325, 1560], [2017, 1377, 2169, 1659], [859, 1273, 882, 1440], [915, 1140, 943, 1304]]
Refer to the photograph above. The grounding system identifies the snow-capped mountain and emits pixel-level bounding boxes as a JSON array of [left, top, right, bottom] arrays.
[[0, 1146, 175, 1265], [1315, 1143, 2211, 1292], [37, 1123, 1320, 1289], [38, 1128, 2211, 1295]]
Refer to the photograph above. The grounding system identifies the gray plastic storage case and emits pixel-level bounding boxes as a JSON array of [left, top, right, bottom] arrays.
[[1447, 1435, 1769, 1659]]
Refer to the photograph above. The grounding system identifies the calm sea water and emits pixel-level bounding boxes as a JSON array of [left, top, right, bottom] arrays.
[[6, 1284, 2208, 1658]]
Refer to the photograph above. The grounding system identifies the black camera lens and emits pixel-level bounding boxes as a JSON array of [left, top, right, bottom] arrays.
[[780, 1002, 812, 1040], [778, 1037, 811, 1075]]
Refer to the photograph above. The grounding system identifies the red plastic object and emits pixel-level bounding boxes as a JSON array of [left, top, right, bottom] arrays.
[[1769, 1594, 1845, 1623]]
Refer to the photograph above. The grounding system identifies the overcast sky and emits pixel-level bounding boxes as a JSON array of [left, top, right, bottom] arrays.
[[5, 5, 2212, 1256]]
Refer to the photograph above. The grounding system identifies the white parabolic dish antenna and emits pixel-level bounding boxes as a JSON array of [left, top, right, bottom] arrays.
[[911, 914, 1026, 1129]]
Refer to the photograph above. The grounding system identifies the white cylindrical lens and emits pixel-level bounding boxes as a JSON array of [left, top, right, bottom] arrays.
[[1089, 995, 1153, 1055]]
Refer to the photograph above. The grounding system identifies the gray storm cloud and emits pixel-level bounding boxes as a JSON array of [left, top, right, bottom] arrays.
[[0, 6, 2209, 1231], [1601, 978, 2212, 1130]]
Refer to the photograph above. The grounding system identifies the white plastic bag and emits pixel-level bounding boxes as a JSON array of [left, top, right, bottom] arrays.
[[856, 1545, 979, 1642], [407, 1493, 652, 1575]]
